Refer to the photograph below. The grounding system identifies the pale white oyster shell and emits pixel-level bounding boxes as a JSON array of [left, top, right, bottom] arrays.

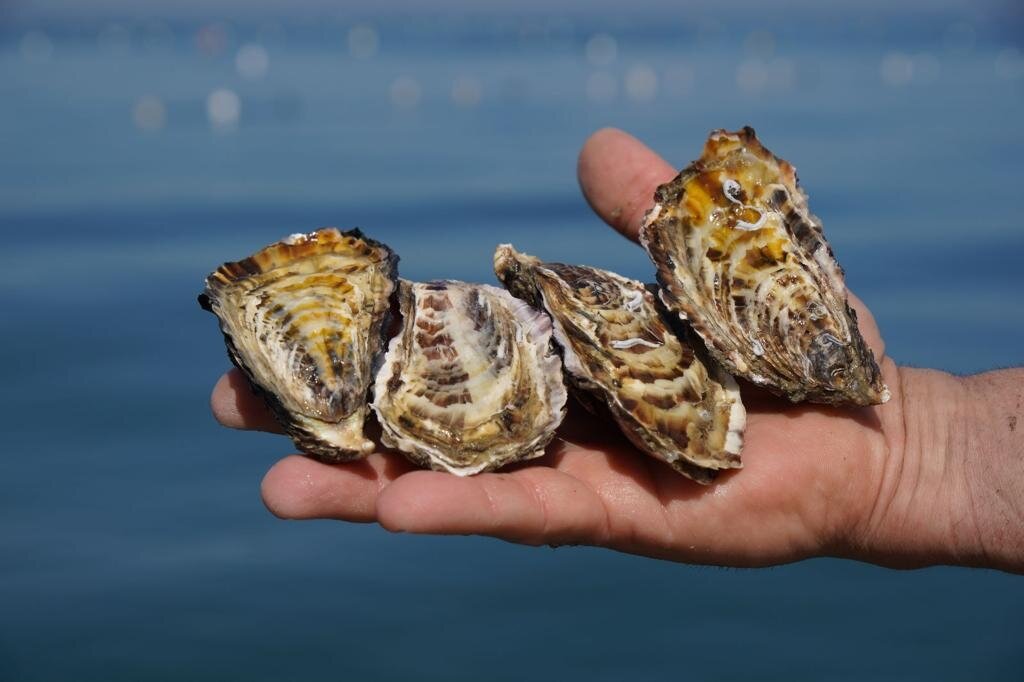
[[494, 245, 744, 484], [372, 279, 568, 475]]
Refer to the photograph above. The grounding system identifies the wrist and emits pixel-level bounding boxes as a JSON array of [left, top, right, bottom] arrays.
[[847, 366, 1024, 572], [959, 369, 1024, 572]]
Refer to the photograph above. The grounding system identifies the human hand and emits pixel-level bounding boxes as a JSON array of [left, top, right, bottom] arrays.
[[210, 129, 1023, 572]]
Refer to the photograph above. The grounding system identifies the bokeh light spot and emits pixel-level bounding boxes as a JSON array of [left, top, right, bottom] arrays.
[[995, 48, 1024, 80], [348, 25, 379, 60], [736, 59, 768, 93], [236, 44, 269, 80], [196, 23, 229, 57], [881, 52, 915, 87], [625, 65, 658, 101], [207, 89, 241, 129], [585, 33, 617, 66], [20, 31, 53, 63], [451, 76, 482, 108], [390, 76, 421, 109], [132, 95, 166, 132]]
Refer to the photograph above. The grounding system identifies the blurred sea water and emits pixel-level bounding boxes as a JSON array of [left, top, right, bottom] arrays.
[[1, 4, 1023, 680]]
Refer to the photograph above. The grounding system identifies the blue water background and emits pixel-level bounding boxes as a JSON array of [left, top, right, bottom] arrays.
[[1, 2, 1023, 680]]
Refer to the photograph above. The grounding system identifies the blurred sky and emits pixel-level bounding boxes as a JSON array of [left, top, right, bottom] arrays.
[[3, 0, 1022, 38], [3, 0, 1021, 17]]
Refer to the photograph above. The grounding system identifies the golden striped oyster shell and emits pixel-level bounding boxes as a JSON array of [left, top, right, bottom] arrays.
[[494, 245, 744, 484], [372, 279, 567, 476], [641, 127, 888, 406], [199, 228, 398, 461]]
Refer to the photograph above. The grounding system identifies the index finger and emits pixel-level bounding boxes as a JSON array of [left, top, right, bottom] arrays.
[[577, 128, 676, 242]]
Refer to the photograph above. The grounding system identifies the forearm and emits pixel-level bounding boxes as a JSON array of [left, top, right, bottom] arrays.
[[854, 366, 1024, 572]]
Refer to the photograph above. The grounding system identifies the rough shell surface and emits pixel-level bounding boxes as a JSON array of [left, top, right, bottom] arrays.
[[640, 127, 889, 406], [199, 228, 398, 461], [372, 280, 568, 476], [494, 245, 744, 484]]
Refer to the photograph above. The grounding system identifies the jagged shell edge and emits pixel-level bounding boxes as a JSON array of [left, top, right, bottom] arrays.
[[717, 367, 746, 457], [637, 202, 661, 253]]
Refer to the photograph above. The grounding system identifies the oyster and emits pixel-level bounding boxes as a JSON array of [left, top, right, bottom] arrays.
[[641, 127, 888, 405], [199, 228, 398, 461], [495, 245, 744, 483], [372, 280, 567, 475]]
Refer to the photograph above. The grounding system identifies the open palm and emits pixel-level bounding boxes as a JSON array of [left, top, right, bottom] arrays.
[[211, 129, 906, 568]]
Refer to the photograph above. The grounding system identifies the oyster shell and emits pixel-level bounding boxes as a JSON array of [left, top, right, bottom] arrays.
[[372, 280, 567, 475], [494, 245, 744, 483], [640, 127, 889, 406], [199, 228, 398, 461]]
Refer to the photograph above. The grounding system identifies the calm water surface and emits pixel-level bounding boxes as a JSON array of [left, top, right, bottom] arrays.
[[1, 7, 1023, 680]]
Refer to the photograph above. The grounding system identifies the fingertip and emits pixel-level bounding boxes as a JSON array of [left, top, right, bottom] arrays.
[[260, 455, 325, 519], [210, 371, 235, 424], [578, 127, 630, 164], [577, 127, 677, 241], [577, 128, 636, 206], [211, 368, 282, 433], [260, 452, 410, 522]]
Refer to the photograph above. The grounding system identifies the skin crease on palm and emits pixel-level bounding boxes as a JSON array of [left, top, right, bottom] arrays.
[[209, 128, 1023, 573]]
